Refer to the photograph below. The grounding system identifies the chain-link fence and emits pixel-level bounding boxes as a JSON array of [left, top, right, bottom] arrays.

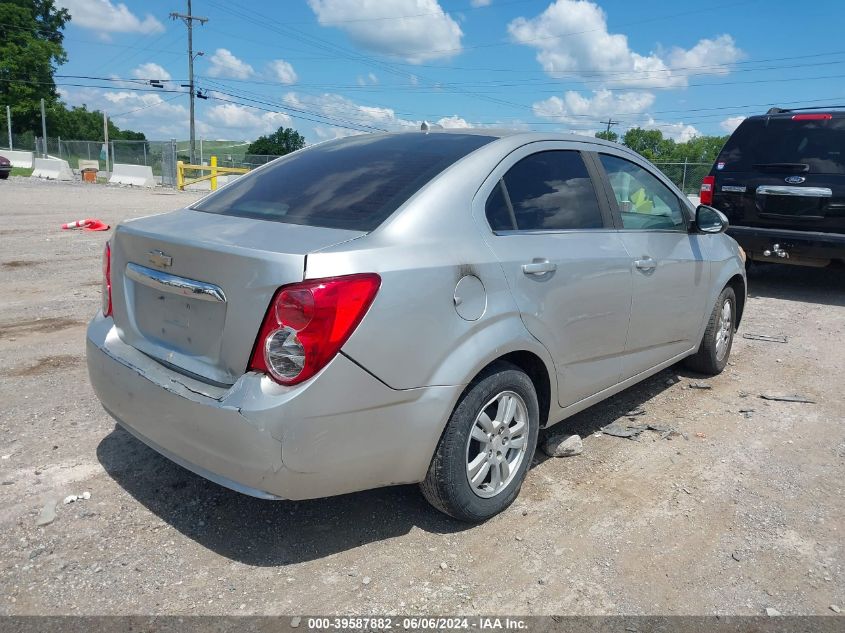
[[651, 161, 711, 195], [2, 135, 710, 193]]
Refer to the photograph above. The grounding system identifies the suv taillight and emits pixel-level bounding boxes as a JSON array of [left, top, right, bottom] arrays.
[[102, 242, 112, 317], [700, 175, 715, 206], [249, 274, 381, 385]]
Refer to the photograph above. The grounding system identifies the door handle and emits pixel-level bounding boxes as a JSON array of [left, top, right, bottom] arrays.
[[634, 257, 657, 271], [522, 260, 556, 275]]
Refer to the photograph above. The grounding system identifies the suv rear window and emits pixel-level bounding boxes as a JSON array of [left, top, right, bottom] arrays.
[[192, 133, 496, 231], [717, 116, 845, 174]]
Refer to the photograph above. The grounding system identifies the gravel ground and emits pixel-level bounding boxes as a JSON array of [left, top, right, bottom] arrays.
[[0, 178, 843, 616]]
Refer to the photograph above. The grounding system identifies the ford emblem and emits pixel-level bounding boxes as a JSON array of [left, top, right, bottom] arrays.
[[785, 175, 806, 184]]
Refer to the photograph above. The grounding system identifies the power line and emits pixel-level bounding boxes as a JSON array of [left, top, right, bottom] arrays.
[[111, 93, 186, 118]]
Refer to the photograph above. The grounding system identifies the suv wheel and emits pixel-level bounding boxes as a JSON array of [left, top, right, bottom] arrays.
[[685, 286, 736, 375], [420, 362, 539, 522]]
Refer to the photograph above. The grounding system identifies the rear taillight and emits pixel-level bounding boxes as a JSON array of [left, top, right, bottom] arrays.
[[792, 113, 832, 120], [102, 242, 112, 317], [700, 175, 715, 206], [249, 273, 381, 385]]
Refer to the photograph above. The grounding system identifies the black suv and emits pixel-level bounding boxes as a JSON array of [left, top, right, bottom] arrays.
[[701, 108, 845, 267]]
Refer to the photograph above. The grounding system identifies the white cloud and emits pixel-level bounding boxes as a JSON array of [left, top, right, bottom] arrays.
[[720, 115, 745, 133], [207, 49, 255, 79], [284, 92, 419, 132], [532, 89, 655, 124], [58, 0, 164, 34], [436, 115, 471, 129], [307, 0, 463, 63], [470, 0, 491, 6], [667, 36, 743, 77], [131, 63, 171, 81], [642, 117, 700, 143], [60, 86, 189, 137], [313, 126, 366, 141], [267, 59, 298, 85], [508, 0, 742, 88], [201, 104, 292, 138], [356, 72, 379, 86]]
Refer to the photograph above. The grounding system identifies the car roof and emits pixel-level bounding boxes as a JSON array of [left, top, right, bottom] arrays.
[[745, 108, 845, 120], [372, 127, 626, 150]]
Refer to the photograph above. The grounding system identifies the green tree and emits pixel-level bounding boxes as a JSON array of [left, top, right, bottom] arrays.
[[47, 103, 146, 141], [595, 129, 619, 142], [247, 126, 305, 156], [622, 127, 674, 160], [0, 0, 70, 134]]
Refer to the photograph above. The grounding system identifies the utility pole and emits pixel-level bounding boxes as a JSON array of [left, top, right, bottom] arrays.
[[170, 0, 207, 165], [103, 111, 109, 172], [600, 118, 620, 136], [40, 98, 48, 157], [6, 105, 11, 150]]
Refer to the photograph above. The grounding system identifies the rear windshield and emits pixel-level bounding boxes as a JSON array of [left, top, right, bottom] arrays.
[[717, 116, 845, 174], [192, 133, 496, 231]]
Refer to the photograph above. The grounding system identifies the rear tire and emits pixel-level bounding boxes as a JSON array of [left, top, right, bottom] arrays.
[[685, 286, 736, 375], [420, 362, 539, 522], [0, 173, 8, 180]]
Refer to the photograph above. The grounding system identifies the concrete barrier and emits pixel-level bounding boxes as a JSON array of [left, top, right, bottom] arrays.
[[78, 159, 100, 172], [109, 163, 155, 188], [32, 157, 73, 181], [1, 150, 34, 169]]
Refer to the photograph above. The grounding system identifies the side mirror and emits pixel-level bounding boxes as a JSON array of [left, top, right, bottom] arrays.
[[695, 204, 728, 234]]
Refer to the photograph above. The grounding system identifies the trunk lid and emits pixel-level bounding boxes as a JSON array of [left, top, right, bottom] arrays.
[[110, 209, 364, 385]]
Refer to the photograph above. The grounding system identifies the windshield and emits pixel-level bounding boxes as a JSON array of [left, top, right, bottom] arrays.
[[717, 116, 845, 174], [191, 133, 496, 232]]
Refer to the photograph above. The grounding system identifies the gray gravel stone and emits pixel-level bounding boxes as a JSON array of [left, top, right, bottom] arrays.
[[35, 500, 57, 526], [542, 434, 583, 457]]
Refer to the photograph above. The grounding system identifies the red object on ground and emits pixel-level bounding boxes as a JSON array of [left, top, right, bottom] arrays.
[[61, 218, 110, 231]]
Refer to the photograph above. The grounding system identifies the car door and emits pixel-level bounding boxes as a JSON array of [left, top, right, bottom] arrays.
[[475, 143, 633, 408], [594, 152, 710, 378]]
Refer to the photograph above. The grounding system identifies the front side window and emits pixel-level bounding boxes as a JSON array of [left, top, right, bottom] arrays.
[[485, 150, 604, 232], [598, 154, 686, 231]]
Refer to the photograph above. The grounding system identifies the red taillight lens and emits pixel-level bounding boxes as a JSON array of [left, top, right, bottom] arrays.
[[102, 242, 112, 317], [700, 175, 715, 206], [792, 113, 832, 120], [249, 273, 381, 385]]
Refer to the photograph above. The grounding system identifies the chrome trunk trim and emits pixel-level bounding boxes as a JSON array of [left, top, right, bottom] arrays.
[[125, 262, 227, 303], [756, 185, 832, 197]]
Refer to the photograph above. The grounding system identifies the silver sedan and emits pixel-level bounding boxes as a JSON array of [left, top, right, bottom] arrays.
[[87, 130, 746, 522]]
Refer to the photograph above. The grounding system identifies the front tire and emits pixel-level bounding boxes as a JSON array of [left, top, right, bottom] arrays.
[[420, 362, 539, 522], [685, 286, 736, 375]]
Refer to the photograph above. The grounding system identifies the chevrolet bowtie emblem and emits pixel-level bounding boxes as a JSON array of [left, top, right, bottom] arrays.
[[147, 250, 173, 268]]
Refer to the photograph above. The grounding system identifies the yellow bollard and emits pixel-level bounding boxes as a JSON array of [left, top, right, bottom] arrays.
[[176, 160, 184, 191], [210, 155, 218, 191]]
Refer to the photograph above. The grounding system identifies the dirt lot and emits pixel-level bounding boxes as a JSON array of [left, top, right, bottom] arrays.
[[0, 177, 843, 617]]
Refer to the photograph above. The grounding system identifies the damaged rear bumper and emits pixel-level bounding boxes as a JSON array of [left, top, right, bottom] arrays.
[[86, 314, 460, 500]]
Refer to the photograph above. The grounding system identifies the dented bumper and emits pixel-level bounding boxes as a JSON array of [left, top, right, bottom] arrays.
[[86, 314, 460, 500]]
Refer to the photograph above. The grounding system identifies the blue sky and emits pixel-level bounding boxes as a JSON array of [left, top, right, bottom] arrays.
[[54, 0, 845, 143]]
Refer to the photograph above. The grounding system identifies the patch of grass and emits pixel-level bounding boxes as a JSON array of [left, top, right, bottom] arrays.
[[11, 167, 33, 177]]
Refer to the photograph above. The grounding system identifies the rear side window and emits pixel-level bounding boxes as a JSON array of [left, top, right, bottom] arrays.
[[192, 133, 495, 231], [718, 116, 845, 174], [486, 150, 604, 231]]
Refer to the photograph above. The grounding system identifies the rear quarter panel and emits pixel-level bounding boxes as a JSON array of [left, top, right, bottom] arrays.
[[306, 140, 558, 394]]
